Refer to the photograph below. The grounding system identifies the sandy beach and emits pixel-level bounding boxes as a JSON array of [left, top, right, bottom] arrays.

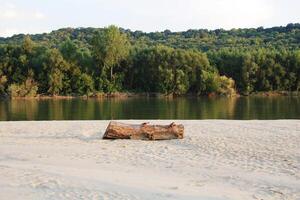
[[0, 120, 299, 200]]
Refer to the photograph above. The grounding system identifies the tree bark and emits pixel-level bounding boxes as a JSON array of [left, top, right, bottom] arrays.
[[103, 121, 184, 140], [110, 65, 113, 82]]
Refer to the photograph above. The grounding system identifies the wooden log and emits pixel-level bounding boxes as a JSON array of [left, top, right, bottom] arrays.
[[103, 121, 184, 140]]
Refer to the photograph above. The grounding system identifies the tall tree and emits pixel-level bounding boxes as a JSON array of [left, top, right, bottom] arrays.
[[92, 25, 130, 92], [44, 49, 69, 95]]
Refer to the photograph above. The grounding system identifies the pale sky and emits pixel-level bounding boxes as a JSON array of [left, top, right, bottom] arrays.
[[0, 0, 299, 37]]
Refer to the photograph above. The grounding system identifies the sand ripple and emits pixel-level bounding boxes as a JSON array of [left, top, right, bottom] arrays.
[[0, 120, 299, 200]]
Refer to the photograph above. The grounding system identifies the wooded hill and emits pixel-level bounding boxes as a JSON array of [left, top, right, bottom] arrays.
[[0, 24, 299, 97]]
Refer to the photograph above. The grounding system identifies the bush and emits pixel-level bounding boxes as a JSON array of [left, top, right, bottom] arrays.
[[0, 75, 7, 95], [79, 73, 94, 95], [8, 78, 38, 97], [200, 71, 220, 94], [200, 71, 236, 96], [218, 76, 236, 96]]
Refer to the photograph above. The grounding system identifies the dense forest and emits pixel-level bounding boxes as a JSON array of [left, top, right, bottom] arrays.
[[0, 23, 299, 97]]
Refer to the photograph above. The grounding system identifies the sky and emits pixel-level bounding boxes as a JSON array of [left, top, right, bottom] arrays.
[[0, 0, 299, 37]]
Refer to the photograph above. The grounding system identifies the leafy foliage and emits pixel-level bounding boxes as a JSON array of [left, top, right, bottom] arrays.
[[92, 25, 130, 92], [0, 24, 299, 97], [8, 78, 38, 97]]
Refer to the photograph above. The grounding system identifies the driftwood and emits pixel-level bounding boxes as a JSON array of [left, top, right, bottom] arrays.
[[103, 121, 184, 140]]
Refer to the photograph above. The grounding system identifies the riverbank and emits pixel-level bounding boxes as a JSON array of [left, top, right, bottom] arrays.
[[0, 120, 299, 200], [1, 90, 299, 100]]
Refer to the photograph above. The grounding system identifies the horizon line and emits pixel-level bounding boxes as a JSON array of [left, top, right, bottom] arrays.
[[1, 22, 299, 39]]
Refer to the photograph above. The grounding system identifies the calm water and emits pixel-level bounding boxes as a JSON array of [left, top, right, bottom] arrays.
[[0, 97, 299, 121]]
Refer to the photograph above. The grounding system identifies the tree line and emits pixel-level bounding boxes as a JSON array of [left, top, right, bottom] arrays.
[[0, 24, 299, 97]]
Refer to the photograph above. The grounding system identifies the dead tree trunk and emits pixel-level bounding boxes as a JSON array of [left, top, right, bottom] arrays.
[[103, 121, 184, 140]]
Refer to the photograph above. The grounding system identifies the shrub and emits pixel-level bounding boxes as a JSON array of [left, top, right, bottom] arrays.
[[79, 73, 94, 95], [8, 78, 38, 97], [0, 75, 7, 95], [200, 71, 236, 96], [218, 76, 236, 96], [200, 71, 220, 94]]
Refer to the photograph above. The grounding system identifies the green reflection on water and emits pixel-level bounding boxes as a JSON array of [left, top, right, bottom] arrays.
[[0, 97, 299, 120]]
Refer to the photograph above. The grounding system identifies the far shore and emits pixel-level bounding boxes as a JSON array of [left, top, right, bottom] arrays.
[[1, 91, 299, 100]]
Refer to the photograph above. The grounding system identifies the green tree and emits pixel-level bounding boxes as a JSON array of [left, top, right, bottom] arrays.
[[23, 35, 34, 54], [60, 39, 78, 62], [44, 49, 69, 95], [241, 54, 258, 94], [92, 25, 130, 92]]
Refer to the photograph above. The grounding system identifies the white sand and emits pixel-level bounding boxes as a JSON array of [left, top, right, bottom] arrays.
[[0, 120, 299, 200]]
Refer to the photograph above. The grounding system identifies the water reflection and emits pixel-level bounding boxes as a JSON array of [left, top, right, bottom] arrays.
[[0, 97, 299, 120]]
